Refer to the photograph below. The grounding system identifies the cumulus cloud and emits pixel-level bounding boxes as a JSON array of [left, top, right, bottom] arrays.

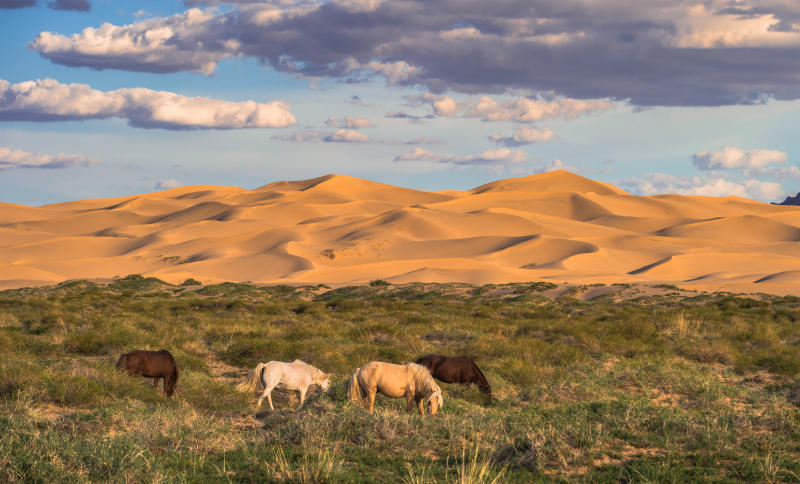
[[394, 147, 526, 166], [407, 93, 614, 122], [324, 128, 369, 143], [324, 115, 372, 129], [622, 172, 785, 202], [155, 179, 181, 189], [29, 1, 800, 106], [673, 4, 800, 48], [0, 0, 35, 8], [31, 9, 239, 75], [490, 126, 555, 146], [0, 146, 97, 170], [0, 78, 295, 130], [692, 146, 788, 170], [47, 0, 90, 11]]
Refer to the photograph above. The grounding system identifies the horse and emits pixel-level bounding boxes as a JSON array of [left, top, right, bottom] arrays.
[[415, 354, 492, 401], [116, 349, 179, 397], [236, 360, 331, 410], [348, 362, 443, 415]]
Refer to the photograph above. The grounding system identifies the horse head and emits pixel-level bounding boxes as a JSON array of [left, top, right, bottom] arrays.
[[427, 385, 443, 415], [317, 370, 332, 392]]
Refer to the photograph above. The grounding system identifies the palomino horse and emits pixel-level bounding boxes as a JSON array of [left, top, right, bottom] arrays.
[[415, 354, 492, 401], [348, 362, 443, 415], [116, 349, 179, 397], [237, 360, 331, 410]]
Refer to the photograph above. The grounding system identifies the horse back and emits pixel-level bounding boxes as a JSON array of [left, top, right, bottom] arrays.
[[118, 350, 175, 376], [415, 354, 445, 374]]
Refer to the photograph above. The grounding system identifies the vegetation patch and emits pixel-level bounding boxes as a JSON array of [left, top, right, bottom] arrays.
[[1, 281, 799, 482]]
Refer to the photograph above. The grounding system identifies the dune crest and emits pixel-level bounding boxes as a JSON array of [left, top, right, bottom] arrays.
[[1, 170, 798, 294]]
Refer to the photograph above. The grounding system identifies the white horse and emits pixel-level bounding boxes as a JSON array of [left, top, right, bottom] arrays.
[[236, 359, 331, 410]]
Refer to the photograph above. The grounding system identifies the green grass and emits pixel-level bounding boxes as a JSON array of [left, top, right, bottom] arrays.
[[1, 279, 799, 482]]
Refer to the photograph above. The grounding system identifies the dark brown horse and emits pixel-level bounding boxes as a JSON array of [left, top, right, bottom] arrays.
[[415, 354, 492, 401], [116, 349, 179, 397]]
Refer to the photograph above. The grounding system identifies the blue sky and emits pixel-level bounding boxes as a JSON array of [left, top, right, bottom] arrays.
[[1, 0, 799, 205]]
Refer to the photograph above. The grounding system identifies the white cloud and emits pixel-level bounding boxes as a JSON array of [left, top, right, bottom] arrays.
[[407, 93, 614, 123], [324, 115, 373, 129], [30, 9, 237, 75], [533, 159, 579, 173], [155, 179, 181, 189], [344, 59, 423, 84], [394, 147, 526, 166], [420, 93, 463, 117], [324, 128, 370, 143], [692, 146, 788, 170], [622, 172, 785, 202], [0, 146, 98, 170], [0, 78, 296, 130], [490, 126, 555, 146], [465, 96, 615, 122], [672, 4, 800, 48]]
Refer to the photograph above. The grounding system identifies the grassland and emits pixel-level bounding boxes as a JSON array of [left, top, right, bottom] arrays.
[[1, 276, 799, 482]]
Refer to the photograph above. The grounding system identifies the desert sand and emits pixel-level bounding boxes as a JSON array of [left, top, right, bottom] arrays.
[[1, 170, 798, 295]]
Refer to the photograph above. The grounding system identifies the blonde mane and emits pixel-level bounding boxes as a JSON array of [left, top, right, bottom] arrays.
[[407, 363, 438, 396]]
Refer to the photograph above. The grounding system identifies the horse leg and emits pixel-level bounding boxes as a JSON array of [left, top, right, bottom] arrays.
[[153, 377, 159, 389], [298, 387, 307, 407], [417, 397, 425, 415], [367, 390, 376, 413], [406, 393, 415, 412], [258, 384, 276, 410]]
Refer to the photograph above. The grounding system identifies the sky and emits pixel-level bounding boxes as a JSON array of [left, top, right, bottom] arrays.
[[1, 0, 799, 205]]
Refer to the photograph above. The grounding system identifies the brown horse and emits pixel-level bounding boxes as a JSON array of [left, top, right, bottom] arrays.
[[116, 349, 179, 397], [415, 354, 492, 401]]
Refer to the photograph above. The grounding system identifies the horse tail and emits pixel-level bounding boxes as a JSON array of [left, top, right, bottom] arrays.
[[347, 368, 365, 404], [158, 350, 179, 397], [471, 361, 492, 399], [237, 363, 266, 393], [167, 363, 179, 397]]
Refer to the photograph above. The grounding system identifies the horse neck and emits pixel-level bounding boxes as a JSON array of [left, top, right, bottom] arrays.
[[410, 370, 434, 397], [310, 368, 324, 383]]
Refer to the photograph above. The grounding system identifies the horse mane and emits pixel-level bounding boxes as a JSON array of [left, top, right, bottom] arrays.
[[406, 363, 437, 397], [312, 365, 325, 380]]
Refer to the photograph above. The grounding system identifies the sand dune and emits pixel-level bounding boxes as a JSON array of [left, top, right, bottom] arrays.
[[1, 170, 798, 294]]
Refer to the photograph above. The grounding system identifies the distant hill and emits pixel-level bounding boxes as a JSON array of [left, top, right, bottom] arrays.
[[778, 193, 800, 206]]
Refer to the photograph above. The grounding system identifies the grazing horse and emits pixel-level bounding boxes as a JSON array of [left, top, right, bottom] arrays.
[[237, 360, 331, 410], [116, 349, 179, 397], [348, 362, 443, 415], [415, 354, 492, 401]]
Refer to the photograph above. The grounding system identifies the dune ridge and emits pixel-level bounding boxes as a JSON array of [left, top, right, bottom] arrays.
[[1, 171, 798, 294]]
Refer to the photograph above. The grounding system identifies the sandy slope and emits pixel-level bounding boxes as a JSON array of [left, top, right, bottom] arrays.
[[1, 171, 798, 294]]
